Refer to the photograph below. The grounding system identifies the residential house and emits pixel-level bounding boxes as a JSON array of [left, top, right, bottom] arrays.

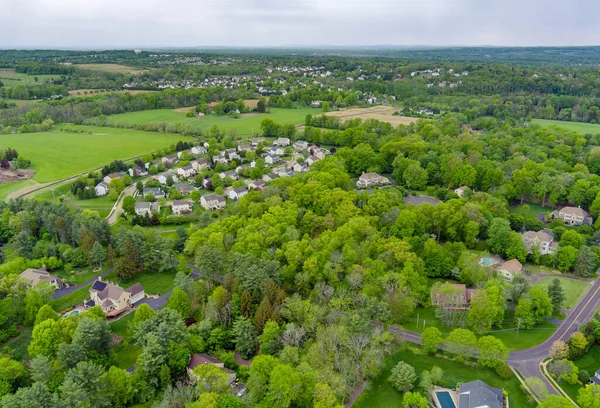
[[161, 154, 179, 167], [293, 140, 309, 150], [135, 202, 161, 216], [458, 380, 503, 408], [19, 267, 63, 289], [158, 173, 179, 185], [312, 147, 330, 160], [246, 179, 266, 191], [265, 155, 281, 165], [228, 187, 248, 200], [237, 144, 255, 153], [263, 173, 280, 183], [522, 229, 558, 255], [192, 159, 211, 172], [551, 206, 593, 226], [267, 146, 284, 156], [177, 165, 197, 179], [219, 170, 239, 181], [431, 283, 478, 310], [191, 145, 207, 155], [293, 162, 310, 173], [201, 178, 212, 189], [306, 155, 320, 166], [95, 182, 109, 196], [103, 172, 122, 184], [276, 168, 294, 178], [226, 149, 240, 161], [212, 154, 229, 165], [187, 354, 236, 385], [201, 194, 226, 210], [496, 259, 523, 282], [356, 172, 390, 188], [249, 137, 265, 146], [454, 185, 471, 197], [143, 187, 166, 199], [311, 100, 322, 108], [177, 149, 192, 159], [173, 183, 195, 196], [87, 279, 144, 317], [128, 167, 148, 178], [172, 200, 193, 215], [273, 137, 290, 147], [592, 369, 600, 385]]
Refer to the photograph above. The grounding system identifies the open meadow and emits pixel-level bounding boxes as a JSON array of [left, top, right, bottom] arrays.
[[531, 119, 600, 134], [325, 106, 418, 126], [0, 69, 60, 86], [74, 64, 152, 74], [106, 107, 315, 135], [1, 126, 191, 183]]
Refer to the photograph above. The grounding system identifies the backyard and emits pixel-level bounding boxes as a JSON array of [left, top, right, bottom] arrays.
[[103, 269, 177, 295], [536, 276, 591, 309], [353, 347, 535, 408]]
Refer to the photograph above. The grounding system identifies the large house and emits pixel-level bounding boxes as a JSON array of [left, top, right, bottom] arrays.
[[249, 137, 265, 146], [273, 137, 290, 147], [187, 354, 236, 385], [191, 145, 207, 155], [87, 279, 144, 317], [192, 159, 211, 172], [143, 187, 166, 199], [228, 187, 248, 200], [457, 380, 503, 408], [496, 259, 522, 282], [356, 172, 390, 188], [19, 268, 63, 289], [246, 179, 266, 191], [265, 155, 281, 165], [161, 155, 179, 167], [158, 173, 179, 185], [293, 140, 309, 150], [135, 202, 161, 216], [173, 183, 195, 196], [454, 185, 471, 197], [219, 170, 239, 181], [128, 167, 148, 178], [551, 206, 593, 226], [177, 165, 196, 179], [522, 229, 558, 255], [172, 200, 193, 215], [103, 172, 122, 184], [201, 194, 226, 210], [95, 182, 109, 197], [431, 283, 478, 310]]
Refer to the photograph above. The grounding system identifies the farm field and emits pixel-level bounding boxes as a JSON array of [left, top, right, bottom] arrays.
[[353, 348, 535, 408], [537, 276, 591, 309], [68, 89, 157, 97], [325, 106, 418, 126], [0, 70, 60, 86], [74, 64, 151, 74], [106, 107, 314, 135], [1, 126, 190, 183], [1, 98, 42, 107], [532, 119, 600, 134], [0, 180, 35, 200]]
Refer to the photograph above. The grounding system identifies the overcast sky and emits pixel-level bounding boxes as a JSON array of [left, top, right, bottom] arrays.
[[2, 0, 598, 48]]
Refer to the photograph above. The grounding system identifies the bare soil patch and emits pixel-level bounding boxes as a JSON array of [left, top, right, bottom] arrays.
[[173, 106, 196, 113], [244, 99, 260, 109], [74, 64, 151, 74], [0, 169, 35, 184], [325, 106, 417, 126]]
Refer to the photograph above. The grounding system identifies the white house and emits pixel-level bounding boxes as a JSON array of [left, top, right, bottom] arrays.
[[265, 155, 281, 165], [191, 146, 207, 155], [95, 182, 109, 196], [128, 167, 148, 178], [267, 147, 284, 156], [551, 207, 593, 226], [143, 187, 166, 199], [135, 202, 161, 216], [219, 170, 239, 181], [454, 185, 471, 197], [523, 230, 559, 255], [237, 144, 254, 153], [293, 162, 310, 173], [212, 154, 229, 165], [356, 172, 390, 188], [293, 140, 309, 150], [177, 165, 197, 179], [158, 173, 179, 185], [192, 159, 210, 172], [273, 137, 290, 147], [172, 200, 193, 215], [228, 187, 248, 200], [201, 194, 226, 210], [103, 172, 122, 184]]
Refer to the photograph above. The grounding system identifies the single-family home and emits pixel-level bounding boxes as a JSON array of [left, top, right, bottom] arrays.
[[306, 155, 320, 166], [192, 159, 211, 172], [177, 149, 192, 159], [237, 144, 254, 153], [212, 154, 229, 165], [19, 267, 63, 289], [201, 178, 212, 189], [431, 282, 478, 310], [276, 168, 294, 178], [201, 194, 226, 210], [187, 354, 236, 385], [191, 146, 207, 155], [228, 187, 248, 200], [265, 155, 281, 165], [312, 148, 330, 160], [95, 182, 109, 196], [522, 229, 558, 255], [158, 173, 179, 185], [128, 167, 148, 178], [219, 170, 239, 181], [267, 146, 284, 156], [246, 179, 266, 191], [356, 172, 390, 188], [173, 183, 195, 196], [454, 185, 471, 197], [293, 140, 309, 150], [161, 155, 179, 167], [293, 162, 310, 173], [143, 187, 166, 199], [263, 173, 280, 183], [103, 172, 122, 184], [172, 200, 193, 215], [551, 206, 593, 226], [273, 137, 290, 147], [592, 369, 600, 385], [249, 137, 265, 146], [87, 279, 144, 317], [457, 380, 503, 408], [226, 149, 241, 161], [135, 202, 161, 216], [177, 165, 196, 179], [496, 259, 523, 282]]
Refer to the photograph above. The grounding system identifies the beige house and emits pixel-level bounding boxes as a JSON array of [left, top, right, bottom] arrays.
[[201, 194, 226, 210], [177, 165, 197, 179], [172, 200, 193, 215], [454, 185, 470, 197], [431, 282, 478, 310], [19, 268, 63, 289], [88, 279, 145, 317], [356, 172, 390, 188], [187, 354, 236, 384], [192, 159, 211, 172], [102, 172, 122, 184], [496, 259, 523, 282], [551, 206, 593, 226], [273, 137, 290, 147], [522, 229, 558, 255], [135, 202, 161, 216]]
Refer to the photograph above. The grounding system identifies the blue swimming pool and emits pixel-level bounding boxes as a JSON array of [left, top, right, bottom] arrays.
[[480, 257, 493, 266], [436, 391, 457, 408], [64, 310, 79, 318]]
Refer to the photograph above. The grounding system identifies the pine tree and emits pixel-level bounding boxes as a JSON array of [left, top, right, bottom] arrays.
[[105, 245, 116, 268], [254, 298, 273, 332], [548, 278, 566, 316], [117, 240, 141, 279], [240, 290, 253, 317]]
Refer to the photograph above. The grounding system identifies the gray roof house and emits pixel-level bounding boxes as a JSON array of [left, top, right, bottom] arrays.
[[458, 380, 503, 408]]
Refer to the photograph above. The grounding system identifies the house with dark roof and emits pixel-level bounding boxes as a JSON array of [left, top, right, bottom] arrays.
[[187, 353, 236, 384], [172, 200, 193, 215], [458, 380, 503, 408], [173, 183, 195, 196], [143, 187, 166, 199], [87, 279, 144, 316], [19, 268, 63, 290], [201, 194, 226, 210], [431, 282, 478, 310]]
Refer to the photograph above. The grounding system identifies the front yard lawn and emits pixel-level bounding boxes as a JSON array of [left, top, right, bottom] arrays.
[[536, 277, 591, 309], [104, 269, 177, 295]]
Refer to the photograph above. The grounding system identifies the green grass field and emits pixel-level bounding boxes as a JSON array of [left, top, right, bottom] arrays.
[[532, 119, 600, 134], [508, 203, 552, 218], [106, 107, 313, 135], [103, 269, 177, 295], [69, 196, 116, 218], [537, 277, 590, 309], [353, 348, 535, 408], [2, 126, 190, 183], [0, 70, 60, 87], [52, 284, 92, 312], [0, 180, 36, 200]]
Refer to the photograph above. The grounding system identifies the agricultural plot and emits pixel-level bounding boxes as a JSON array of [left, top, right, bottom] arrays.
[[74, 64, 152, 74], [0, 70, 60, 87], [531, 119, 600, 134], [1, 126, 190, 183], [325, 106, 418, 126], [106, 107, 315, 135]]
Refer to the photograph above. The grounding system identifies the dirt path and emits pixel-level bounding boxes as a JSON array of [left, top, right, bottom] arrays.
[[6, 180, 46, 200], [344, 381, 368, 408]]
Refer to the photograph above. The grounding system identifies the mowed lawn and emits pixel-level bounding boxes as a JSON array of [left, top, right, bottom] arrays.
[[532, 119, 600, 134], [537, 277, 591, 309], [1, 126, 190, 183], [106, 107, 314, 135], [0, 180, 36, 200], [353, 348, 535, 408]]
